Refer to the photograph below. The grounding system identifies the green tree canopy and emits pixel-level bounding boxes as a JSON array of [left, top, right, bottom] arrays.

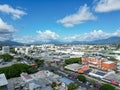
[[0, 54, 13, 62], [100, 84, 115, 90], [65, 58, 81, 65], [68, 83, 78, 90], [51, 82, 56, 88], [34, 59, 44, 67], [0, 63, 37, 79], [109, 57, 117, 61], [77, 74, 86, 83]]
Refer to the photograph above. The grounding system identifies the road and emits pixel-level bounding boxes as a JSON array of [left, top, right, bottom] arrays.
[[84, 74, 120, 90], [39, 66, 96, 90], [39, 65, 120, 90]]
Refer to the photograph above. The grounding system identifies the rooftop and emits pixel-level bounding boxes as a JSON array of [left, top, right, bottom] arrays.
[[0, 73, 8, 86], [103, 61, 114, 64], [65, 63, 83, 71], [104, 73, 120, 83], [59, 77, 74, 85]]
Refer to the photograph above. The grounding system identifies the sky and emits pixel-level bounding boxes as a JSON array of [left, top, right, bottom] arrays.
[[0, 0, 120, 43]]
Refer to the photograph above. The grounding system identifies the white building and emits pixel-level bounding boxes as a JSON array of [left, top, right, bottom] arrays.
[[65, 63, 83, 72], [2, 46, 10, 54], [15, 46, 30, 55]]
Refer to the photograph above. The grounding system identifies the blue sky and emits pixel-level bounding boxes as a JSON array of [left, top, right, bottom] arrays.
[[0, 0, 120, 43]]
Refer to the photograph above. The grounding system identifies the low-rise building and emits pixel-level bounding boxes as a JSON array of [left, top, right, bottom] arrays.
[[82, 56, 104, 69], [88, 69, 115, 79], [82, 55, 115, 70], [64, 63, 83, 72], [0, 73, 8, 90], [103, 73, 120, 86], [65, 63, 90, 74], [101, 61, 115, 70]]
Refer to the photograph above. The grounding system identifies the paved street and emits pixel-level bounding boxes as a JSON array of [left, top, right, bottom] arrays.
[[39, 65, 120, 90], [39, 66, 96, 90]]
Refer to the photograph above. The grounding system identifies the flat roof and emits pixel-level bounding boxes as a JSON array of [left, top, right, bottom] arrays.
[[104, 73, 120, 83], [0, 73, 8, 86], [59, 77, 74, 85], [103, 61, 114, 64], [65, 63, 83, 71], [96, 71, 106, 76], [22, 74, 32, 80]]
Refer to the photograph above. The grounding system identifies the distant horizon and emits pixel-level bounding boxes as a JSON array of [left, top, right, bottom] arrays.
[[0, 0, 120, 43]]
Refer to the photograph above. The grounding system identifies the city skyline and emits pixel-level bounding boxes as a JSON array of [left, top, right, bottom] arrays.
[[0, 0, 120, 43]]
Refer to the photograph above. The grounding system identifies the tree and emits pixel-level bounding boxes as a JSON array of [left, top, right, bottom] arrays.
[[89, 79, 95, 85], [50, 69, 54, 72], [0, 63, 37, 79], [100, 84, 115, 90], [10, 48, 17, 54], [34, 59, 44, 67], [51, 82, 56, 88], [14, 57, 22, 61], [0, 54, 13, 62], [77, 75, 86, 83], [65, 58, 81, 65], [109, 57, 117, 61], [68, 83, 78, 90], [27, 66, 37, 74]]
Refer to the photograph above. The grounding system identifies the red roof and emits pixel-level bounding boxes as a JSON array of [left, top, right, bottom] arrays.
[[111, 80, 118, 85], [22, 74, 32, 80]]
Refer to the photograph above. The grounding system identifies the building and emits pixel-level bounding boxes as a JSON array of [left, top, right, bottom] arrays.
[[82, 56, 104, 69], [82, 56, 115, 70], [58, 77, 74, 85], [64, 63, 90, 74], [0, 73, 8, 90], [2, 46, 10, 54], [20, 73, 33, 83], [101, 61, 115, 70], [88, 69, 115, 79], [15, 46, 30, 55], [76, 65, 90, 74], [20, 73, 52, 90], [103, 72, 120, 86], [21, 73, 41, 90], [64, 63, 83, 72]]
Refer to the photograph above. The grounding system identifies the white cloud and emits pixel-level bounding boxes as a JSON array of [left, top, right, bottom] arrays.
[[13, 36, 35, 44], [13, 29, 120, 43], [94, 0, 120, 12], [14, 30, 59, 43], [57, 4, 96, 27], [0, 18, 16, 41], [0, 4, 27, 19], [64, 29, 120, 42], [36, 30, 59, 42]]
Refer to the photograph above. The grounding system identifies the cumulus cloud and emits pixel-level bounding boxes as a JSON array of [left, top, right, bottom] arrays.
[[0, 18, 16, 41], [0, 4, 27, 19], [64, 29, 120, 42], [94, 0, 120, 12], [13, 30, 59, 43], [13, 29, 120, 43], [36, 30, 59, 42], [57, 4, 96, 27]]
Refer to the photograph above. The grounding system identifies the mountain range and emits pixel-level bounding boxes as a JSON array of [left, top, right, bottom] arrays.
[[0, 40, 23, 46], [0, 36, 120, 45]]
